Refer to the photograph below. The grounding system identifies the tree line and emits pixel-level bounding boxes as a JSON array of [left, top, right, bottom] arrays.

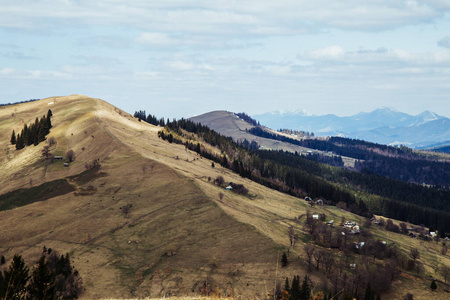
[[0, 246, 82, 299], [134, 110, 166, 126], [235, 112, 260, 126], [248, 127, 450, 187], [11, 109, 53, 150], [0, 99, 39, 107]]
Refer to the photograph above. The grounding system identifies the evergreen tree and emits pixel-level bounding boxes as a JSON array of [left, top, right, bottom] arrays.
[[281, 252, 288, 268], [33, 120, 40, 145], [10, 130, 16, 144], [28, 255, 55, 300], [46, 109, 53, 131], [289, 275, 300, 300], [22, 125, 30, 146], [15, 134, 24, 150], [1, 255, 5, 265], [38, 121, 47, 143], [284, 277, 290, 294], [430, 279, 437, 290], [3, 255, 30, 299], [0, 270, 5, 300], [299, 275, 311, 300], [364, 282, 375, 300]]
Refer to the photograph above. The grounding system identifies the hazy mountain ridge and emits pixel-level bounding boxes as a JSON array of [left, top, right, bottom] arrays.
[[253, 108, 450, 148]]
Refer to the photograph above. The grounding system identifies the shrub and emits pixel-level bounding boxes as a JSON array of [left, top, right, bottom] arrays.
[[214, 175, 224, 186], [66, 150, 75, 162]]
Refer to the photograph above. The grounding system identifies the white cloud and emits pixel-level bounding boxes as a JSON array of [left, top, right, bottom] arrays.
[[307, 46, 345, 60], [0, 68, 15, 75], [302, 46, 450, 66], [135, 32, 180, 47], [2, 1, 450, 36]]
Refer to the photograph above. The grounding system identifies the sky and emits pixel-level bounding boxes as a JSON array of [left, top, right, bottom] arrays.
[[1, 0, 450, 119]]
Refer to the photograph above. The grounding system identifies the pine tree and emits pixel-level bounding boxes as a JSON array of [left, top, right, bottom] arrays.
[[38, 121, 47, 143], [3, 255, 30, 299], [289, 275, 300, 300], [33, 121, 40, 145], [430, 279, 437, 290], [15, 134, 24, 150], [0, 270, 5, 300], [22, 125, 30, 146], [281, 252, 288, 267], [299, 275, 311, 300], [1, 255, 5, 265], [364, 282, 375, 300], [44, 110, 52, 134], [284, 277, 290, 294], [10, 130, 16, 144], [28, 255, 55, 300]]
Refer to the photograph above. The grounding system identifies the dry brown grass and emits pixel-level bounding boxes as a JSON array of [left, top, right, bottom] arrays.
[[0, 95, 449, 299]]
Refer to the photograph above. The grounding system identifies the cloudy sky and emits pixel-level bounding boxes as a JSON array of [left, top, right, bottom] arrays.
[[1, 1, 450, 118]]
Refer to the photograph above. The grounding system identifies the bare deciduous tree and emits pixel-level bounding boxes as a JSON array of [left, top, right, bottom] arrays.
[[440, 265, 450, 283], [288, 226, 295, 247], [400, 222, 408, 234], [313, 248, 324, 270], [42, 145, 50, 158], [304, 245, 315, 272], [410, 248, 420, 261], [47, 137, 56, 147], [66, 149, 75, 162]]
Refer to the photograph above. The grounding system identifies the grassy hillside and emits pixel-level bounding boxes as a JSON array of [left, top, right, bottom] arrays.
[[0, 95, 449, 299]]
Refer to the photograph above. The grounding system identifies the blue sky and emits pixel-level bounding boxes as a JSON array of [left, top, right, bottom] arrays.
[[1, 1, 450, 118]]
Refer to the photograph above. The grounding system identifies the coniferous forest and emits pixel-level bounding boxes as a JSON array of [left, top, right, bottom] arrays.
[[249, 127, 450, 187], [11, 109, 53, 150], [132, 112, 450, 234]]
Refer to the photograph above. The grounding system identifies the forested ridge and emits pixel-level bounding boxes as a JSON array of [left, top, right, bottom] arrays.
[[130, 111, 450, 233], [249, 126, 450, 187]]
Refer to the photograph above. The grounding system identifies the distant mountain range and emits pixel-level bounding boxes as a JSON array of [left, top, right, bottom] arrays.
[[253, 108, 450, 149]]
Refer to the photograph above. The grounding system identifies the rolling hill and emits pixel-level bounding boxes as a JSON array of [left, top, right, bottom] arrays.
[[189, 111, 357, 168], [1, 96, 450, 299]]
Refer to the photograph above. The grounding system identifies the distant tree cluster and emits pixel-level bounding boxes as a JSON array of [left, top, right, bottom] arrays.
[[11, 109, 52, 150], [237, 139, 259, 151], [0, 98, 39, 107], [228, 182, 249, 195], [0, 246, 82, 299], [275, 275, 312, 300], [278, 128, 314, 138], [235, 112, 260, 126], [134, 110, 165, 126]]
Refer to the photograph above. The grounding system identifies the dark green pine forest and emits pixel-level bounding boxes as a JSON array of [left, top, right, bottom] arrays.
[[11, 109, 52, 150]]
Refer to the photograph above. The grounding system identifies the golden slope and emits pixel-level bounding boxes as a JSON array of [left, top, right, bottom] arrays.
[[0, 96, 280, 298], [0, 95, 449, 299]]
